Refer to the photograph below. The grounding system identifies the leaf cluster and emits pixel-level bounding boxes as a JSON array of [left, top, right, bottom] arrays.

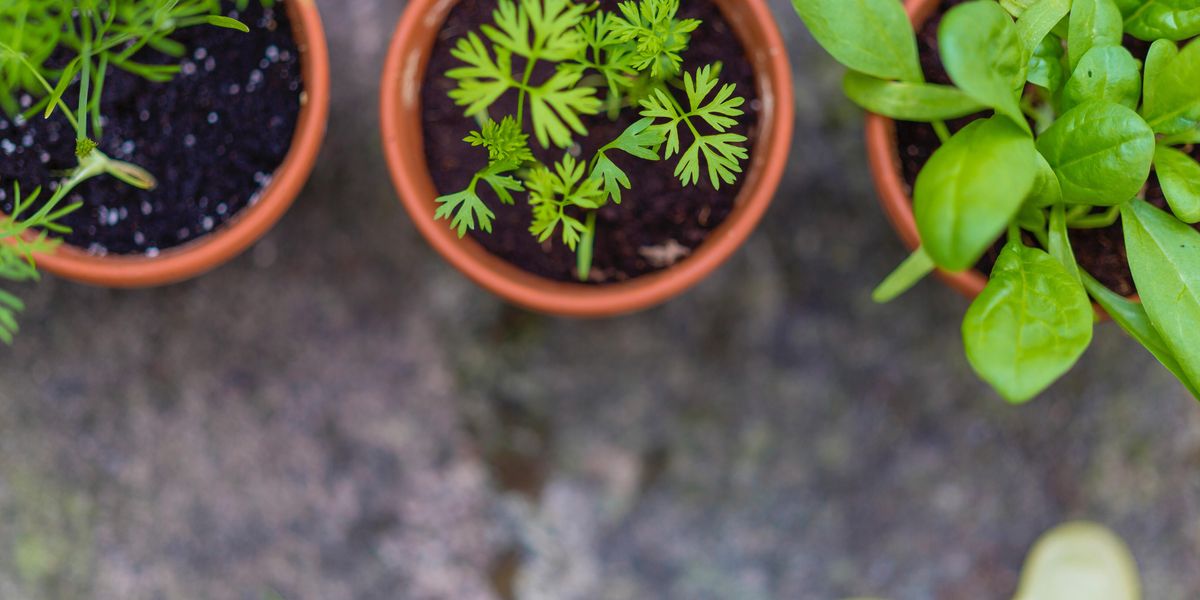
[[0, 0, 256, 344], [437, 0, 750, 280], [795, 0, 1200, 402]]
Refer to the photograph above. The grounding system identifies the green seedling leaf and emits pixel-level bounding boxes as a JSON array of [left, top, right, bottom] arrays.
[[1082, 272, 1200, 399], [1036, 101, 1155, 206], [1122, 199, 1200, 388], [790, 0, 924, 82], [1153, 145, 1200, 223], [939, 0, 1028, 127], [435, 188, 495, 236], [914, 116, 1037, 271], [1028, 35, 1067, 92], [1141, 38, 1200, 135], [1122, 0, 1200, 41], [843, 71, 986, 121], [1017, 0, 1071, 61], [1068, 0, 1125, 72], [1062, 46, 1142, 112], [205, 15, 249, 33], [1002, 0, 1041, 17], [873, 247, 936, 303], [963, 241, 1094, 403], [1014, 522, 1141, 600]]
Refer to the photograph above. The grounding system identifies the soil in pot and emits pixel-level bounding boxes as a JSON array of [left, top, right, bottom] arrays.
[[420, 0, 761, 284], [894, 0, 1198, 297], [0, 1, 303, 256]]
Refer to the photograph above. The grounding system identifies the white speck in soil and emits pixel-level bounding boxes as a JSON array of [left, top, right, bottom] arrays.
[[38, 152, 50, 164], [87, 242, 107, 255], [12, 114, 25, 126], [134, 231, 145, 245], [207, 112, 219, 124], [194, 47, 208, 60], [1, 140, 15, 155], [140, 200, 152, 216], [205, 57, 216, 72], [249, 69, 264, 86], [259, 58, 270, 70], [228, 83, 240, 95], [18, 94, 31, 109], [181, 61, 197, 76], [202, 216, 214, 231], [21, 133, 32, 147], [139, 109, 151, 122], [177, 228, 189, 239], [184, 134, 196, 148], [119, 140, 136, 156], [0, 189, 6, 201], [279, 50, 291, 62], [146, 247, 160, 258], [216, 203, 228, 215]]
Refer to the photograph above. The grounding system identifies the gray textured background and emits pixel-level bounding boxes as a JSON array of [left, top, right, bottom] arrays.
[[1, 1, 1198, 599]]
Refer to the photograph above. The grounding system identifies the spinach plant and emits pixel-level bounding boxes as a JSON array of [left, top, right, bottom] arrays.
[[794, 0, 1200, 402], [0, 0, 255, 343], [436, 0, 750, 281]]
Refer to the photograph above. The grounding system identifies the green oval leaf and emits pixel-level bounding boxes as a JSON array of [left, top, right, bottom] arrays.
[[791, 0, 924, 82], [1068, 0, 1124, 72], [842, 71, 986, 121], [1017, 0, 1072, 61], [939, 0, 1028, 127], [963, 241, 1094, 403], [1121, 199, 1200, 388], [205, 15, 250, 33], [914, 116, 1037, 271], [1122, 0, 1200, 41], [1153, 145, 1200, 223], [1141, 38, 1200, 135], [1036, 101, 1155, 206], [1082, 272, 1200, 399], [1028, 35, 1067, 92], [1062, 46, 1142, 112]]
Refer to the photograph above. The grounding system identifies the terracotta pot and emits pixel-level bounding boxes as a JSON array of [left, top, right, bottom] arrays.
[[381, 0, 794, 318], [31, 0, 331, 288], [866, 0, 988, 300]]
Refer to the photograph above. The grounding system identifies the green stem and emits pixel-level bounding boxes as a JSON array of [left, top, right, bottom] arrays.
[[1067, 205, 1121, 229], [932, 120, 951, 143], [516, 59, 537, 128], [577, 211, 597, 281]]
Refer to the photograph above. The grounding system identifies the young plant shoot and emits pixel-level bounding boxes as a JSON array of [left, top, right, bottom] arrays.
[[794, 0, 1200, 402], [437, 0, 750, 281], [0, 0, 252, 343]]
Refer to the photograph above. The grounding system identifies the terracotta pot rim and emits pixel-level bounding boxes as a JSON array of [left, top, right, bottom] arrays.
[[29, 0, 331, 289], [380, 0, 794, 318], [867, 0, 1130, 316]]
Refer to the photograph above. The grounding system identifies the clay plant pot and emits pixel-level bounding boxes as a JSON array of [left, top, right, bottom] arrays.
[[865, 0, 987, 300], [381, 0, 794, 318], [31, 0, 330, 288]]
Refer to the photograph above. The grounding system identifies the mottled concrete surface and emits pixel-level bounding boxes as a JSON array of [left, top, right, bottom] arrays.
[[2, 1, 1199, 599]]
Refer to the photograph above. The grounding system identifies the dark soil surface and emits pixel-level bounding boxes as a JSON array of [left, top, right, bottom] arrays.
[[0, 1, 302, 256], [894, 0, 1198, 297], [421, 0, 760, 283]]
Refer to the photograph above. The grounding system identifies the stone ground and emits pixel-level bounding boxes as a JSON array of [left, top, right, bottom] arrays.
[[2, 1, 1199, 599]]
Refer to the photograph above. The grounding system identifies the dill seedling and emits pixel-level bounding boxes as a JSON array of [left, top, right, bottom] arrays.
[[0, 0, 256, 343], [437, 0, 751, 281]]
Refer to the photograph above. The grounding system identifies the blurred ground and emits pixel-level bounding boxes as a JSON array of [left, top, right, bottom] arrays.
[[1, 1, 1198, 599]]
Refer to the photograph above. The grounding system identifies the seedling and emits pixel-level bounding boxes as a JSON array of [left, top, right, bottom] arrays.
[[794, 0, 1200, 402], [436, 0, 750, 281], [0, 0, 255, 343]]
